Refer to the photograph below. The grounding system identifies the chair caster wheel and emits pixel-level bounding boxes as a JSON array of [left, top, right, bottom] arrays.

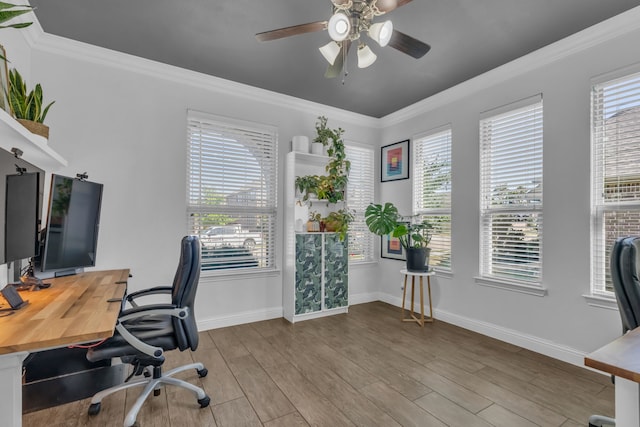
[[197, 368, 208, 378], [88, 402, 101, 416], [198, 395, 211, 408]]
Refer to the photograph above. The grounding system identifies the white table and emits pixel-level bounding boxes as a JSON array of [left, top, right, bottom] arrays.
[[585, 326, 640, 426], [400, 268, 435, 327]]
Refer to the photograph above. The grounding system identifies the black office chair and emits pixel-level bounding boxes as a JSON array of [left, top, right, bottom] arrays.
[[86, 235, 210, 427], [589, 236, 640, 427]]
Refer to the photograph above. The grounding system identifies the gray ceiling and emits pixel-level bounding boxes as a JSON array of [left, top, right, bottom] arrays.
[[30, 0, 640, 118]]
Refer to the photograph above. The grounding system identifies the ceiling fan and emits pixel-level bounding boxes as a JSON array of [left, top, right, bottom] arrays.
[[255, 0, 430, 78]]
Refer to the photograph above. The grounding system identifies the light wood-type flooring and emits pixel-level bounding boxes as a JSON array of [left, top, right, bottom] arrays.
[[24, 301, 614, 427]]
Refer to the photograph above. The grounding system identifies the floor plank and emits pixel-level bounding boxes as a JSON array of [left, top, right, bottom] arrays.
[[24, 301, 614, 427]]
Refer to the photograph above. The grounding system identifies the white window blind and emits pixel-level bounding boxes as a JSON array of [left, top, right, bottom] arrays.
[[187, 110, 278, 273], [479, 96, 543, 284], [413, 126, 452, 270], [346, 144, 374, 263], [592, 71, 640, 295]]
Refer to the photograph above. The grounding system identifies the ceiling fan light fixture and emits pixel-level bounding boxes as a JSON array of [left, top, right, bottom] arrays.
[[357, 44, 377, 68], [328, 12, 351, 41], [368, 20, 393, 47], [319, 41, 342, 65]]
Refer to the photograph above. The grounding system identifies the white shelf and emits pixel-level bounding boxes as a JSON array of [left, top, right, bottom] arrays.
[[0, 109, 67, 170], [288, 151, 329, 167]]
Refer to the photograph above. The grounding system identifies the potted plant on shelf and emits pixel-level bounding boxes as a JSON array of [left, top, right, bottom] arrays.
[[365, 202, 433, 272], [323, 208, 355, 241], [7, 68, 55, 139], [295, 116, 351, 204]]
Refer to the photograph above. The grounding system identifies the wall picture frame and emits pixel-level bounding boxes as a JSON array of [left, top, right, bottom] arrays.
[[381, 139, 409, 182], [380, 222, 408, 260], [0, 45, 10, 115]]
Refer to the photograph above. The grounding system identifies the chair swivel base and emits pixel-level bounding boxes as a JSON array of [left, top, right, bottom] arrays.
[[88, 362, 210, 427], [588, 414, 615, 426]]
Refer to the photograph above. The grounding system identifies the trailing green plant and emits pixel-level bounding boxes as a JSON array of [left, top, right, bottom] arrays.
[[324, 208, 354, 241], [365, 202, 432, 250], [0, 2, 33, 30], [296, 116, 351, 204], [7, 68, 55, 123]]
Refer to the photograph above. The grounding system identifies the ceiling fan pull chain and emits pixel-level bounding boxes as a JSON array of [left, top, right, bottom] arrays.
[[342, 43, 349, 85]]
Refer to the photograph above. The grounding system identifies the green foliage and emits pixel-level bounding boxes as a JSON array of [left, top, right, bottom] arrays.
[[365, 202, 432, 250], [0, 2, 33, 30], [8, 68, 55, 123], [295, 116, 350, 204], [324, 208, 354, 241], [200, 189, 235, 227]]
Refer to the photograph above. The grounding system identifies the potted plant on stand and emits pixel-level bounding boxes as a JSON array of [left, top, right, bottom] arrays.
[[365, 202, 433, 272]]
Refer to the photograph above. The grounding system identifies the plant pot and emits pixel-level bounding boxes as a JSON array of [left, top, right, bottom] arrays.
[[311, 142, 324, 155], [17, 119, 49, 139], [406, 247, 431, 272]]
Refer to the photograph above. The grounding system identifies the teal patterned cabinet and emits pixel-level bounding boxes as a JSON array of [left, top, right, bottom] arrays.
[[289, 232, 349, 321], [284, 151, 349, 323], [295, 234, 323, 314], [324, 233, 349, 310]]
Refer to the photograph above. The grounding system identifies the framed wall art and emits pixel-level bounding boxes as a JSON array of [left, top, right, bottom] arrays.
[[380, 222, 408, 260], [381, 139, 409, 182]]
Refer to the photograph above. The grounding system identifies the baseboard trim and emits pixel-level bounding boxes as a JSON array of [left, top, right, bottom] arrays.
[[377, 292, 586, 367], [197, 307, 283, 331], [349, 292, 380, 305]]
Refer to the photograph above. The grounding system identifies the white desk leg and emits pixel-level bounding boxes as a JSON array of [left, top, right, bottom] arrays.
[[0, 351, 28, 427], [616, 377, 640, 427]]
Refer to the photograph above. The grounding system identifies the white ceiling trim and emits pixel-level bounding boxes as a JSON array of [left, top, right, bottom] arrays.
[[17, 4, 640, 130], [380, 5, 640, 127], [23, 22, 380, 129]]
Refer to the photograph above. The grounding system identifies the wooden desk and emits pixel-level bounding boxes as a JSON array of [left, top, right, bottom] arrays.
[[585, 327, 640, 426], [0, 269, 128, 427]]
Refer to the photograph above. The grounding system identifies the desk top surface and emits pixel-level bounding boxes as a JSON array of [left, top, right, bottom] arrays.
[[585, 327, 640, 383], [0, 269, 128, 355]]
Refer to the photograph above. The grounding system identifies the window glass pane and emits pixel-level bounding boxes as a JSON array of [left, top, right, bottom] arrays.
[[414, 128, 452, 270], [187, 111, 277, 272], [480, 97, 543, 284], [592, 71, 640, 294], [346, 144, 374, 263]]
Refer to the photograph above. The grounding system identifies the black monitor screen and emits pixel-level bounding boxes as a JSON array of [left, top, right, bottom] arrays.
[[5, 172, 40, 263], [41, 175, 103, 273]]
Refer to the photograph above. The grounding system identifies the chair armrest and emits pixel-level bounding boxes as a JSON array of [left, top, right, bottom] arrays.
[[115, 305, 192, 359], [126, 286, 172, 308]]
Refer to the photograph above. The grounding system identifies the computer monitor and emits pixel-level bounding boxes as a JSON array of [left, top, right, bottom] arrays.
[[5, 172, 40, 263], [0, 147, 44, 266], [40, 174, 104, 276]]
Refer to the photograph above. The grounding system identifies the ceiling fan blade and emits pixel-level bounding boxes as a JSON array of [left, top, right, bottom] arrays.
[[256, 21, 327, 42], [388, 29, 430, 59], [325, 40, 351, 78], [374, 0, 413, 14]]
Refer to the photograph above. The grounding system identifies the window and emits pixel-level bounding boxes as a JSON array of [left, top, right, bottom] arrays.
[[346, 144, 374, 263], [187, 111, 277, 272], [413, 126, 452, 270], [479, 95, 543, 286], [592, 71, 640, 296]]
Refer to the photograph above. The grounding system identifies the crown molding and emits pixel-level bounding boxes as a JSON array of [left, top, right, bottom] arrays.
[[17, 3, 640, 130], [379, 5, 640, 127], [26, 29, 380, 129]]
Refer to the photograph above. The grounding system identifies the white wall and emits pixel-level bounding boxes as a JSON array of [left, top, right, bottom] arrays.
[[375, 11, 640, 361], [5, 6, 640, 365], [4, 30, 381, 329]]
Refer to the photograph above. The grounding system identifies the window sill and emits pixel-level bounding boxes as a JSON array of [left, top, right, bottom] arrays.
[[583, 293, 618, 310], [475, 276, 547, 297]]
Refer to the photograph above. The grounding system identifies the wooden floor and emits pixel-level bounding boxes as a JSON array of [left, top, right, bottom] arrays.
[[24, 302, 614, 427]]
